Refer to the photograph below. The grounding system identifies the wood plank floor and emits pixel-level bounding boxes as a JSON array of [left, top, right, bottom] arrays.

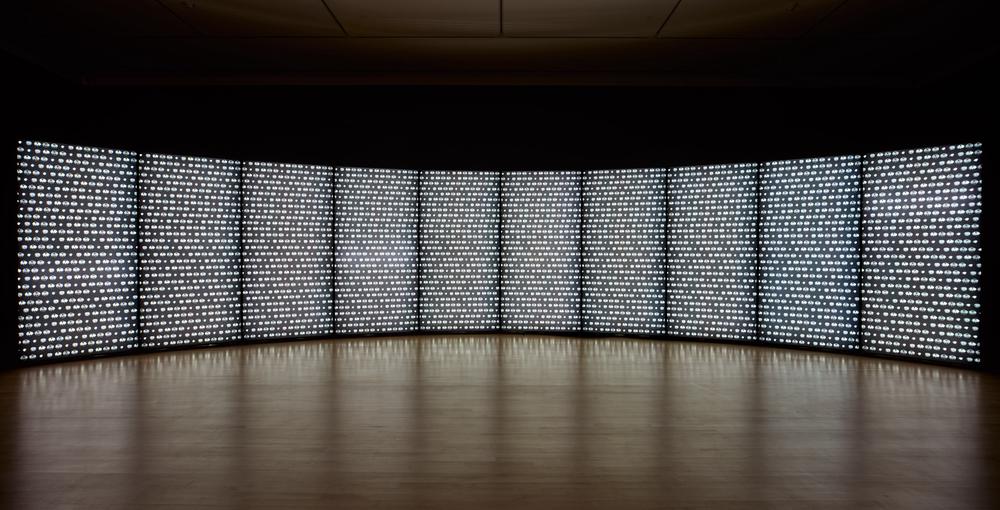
[[2, 335, 999, 509]]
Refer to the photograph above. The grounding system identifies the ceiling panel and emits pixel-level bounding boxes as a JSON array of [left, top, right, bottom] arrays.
[[159, 0, 345, 36], [3, 0, 193, 37], [328, 0, 498, 36], [4, 0, 993, 86], [659, 0, 843, 38], [503, 0, 680, 36]]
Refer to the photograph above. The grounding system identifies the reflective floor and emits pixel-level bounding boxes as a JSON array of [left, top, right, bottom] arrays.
[[1, 335, 998, 509]]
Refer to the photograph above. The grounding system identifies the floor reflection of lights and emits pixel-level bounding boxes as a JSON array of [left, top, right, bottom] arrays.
[[2, 335, 994, 510]]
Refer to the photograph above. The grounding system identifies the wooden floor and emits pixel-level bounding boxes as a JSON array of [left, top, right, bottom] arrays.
[[1, 335, 999, 509]]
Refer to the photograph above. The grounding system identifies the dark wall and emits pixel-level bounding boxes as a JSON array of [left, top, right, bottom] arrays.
[[3, 49, 998, 171], [3, 49, 996, 369]]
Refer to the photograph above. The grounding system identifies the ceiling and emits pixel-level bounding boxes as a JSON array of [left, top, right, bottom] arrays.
[[2, 0, 995, 86]]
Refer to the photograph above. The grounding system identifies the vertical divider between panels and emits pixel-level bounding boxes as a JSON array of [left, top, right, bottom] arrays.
[[857, 155, 867, 351], [417, 169, 423, 332], [497, 171, 504, 332], [135, 153, 145, 351], [239, 161, 246, 343], [754, 163, 763, 343]]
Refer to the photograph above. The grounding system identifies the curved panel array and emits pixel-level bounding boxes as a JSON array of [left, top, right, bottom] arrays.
[[14, 140, 984, 366]]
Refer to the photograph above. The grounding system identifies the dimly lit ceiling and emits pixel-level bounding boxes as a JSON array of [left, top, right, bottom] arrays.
[[2, 0, 995, 86]]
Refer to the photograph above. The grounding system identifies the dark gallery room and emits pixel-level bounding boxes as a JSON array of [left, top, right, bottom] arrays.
[[1, 1, 998, 509]]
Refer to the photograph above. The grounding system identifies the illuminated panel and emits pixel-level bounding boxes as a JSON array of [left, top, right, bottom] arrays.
[[243, 161, 335, 339], [862, 144, 982, 364], [140, 154, 241, 347], [761, 156, 860, 349], [582, 168, 666, 335], [16, 140, 139, 360], [501, 171, 581, 331], [335, 167, 419, 334], [667, 164, 756, 340], [421, 171, 500, 330]]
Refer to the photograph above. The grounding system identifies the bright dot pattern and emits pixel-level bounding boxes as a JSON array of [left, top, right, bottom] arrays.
[[16, 141, 139, 360], [421, 170, 500, 330], [501, 171, 582, 331], [862, 144, 982, 363], [139, 153, 242, 347], [334, 167, 419, 334], [583, 168, 666, 335], [667, 164, 757, 341], [13, 141, 985, 367], [761, 156, 861, 349], [244, 161, 335, 339]]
